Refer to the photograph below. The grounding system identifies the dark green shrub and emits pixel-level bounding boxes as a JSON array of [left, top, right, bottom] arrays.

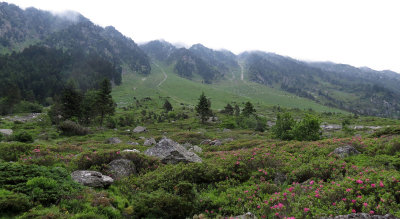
[[105, 117, 117, 129], [13, 131, 34, 143], [26, 177, 60, 206], [272, 112, 295, 140], [0, 142, 34, 161], [59, 120, 90, 136], [291, 114, 322, 141], [0, 189, 31, 215]]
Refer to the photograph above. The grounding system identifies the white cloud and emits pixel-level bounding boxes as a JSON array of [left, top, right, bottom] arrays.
[[5, 0, 400, 72]]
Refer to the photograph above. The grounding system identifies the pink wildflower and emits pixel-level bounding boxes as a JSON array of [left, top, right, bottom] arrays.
[[304, 208, 310, 212], [379, 181, 384, 187]]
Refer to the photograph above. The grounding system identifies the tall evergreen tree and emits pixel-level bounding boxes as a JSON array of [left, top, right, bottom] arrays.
[[60, 83, 82, 120], [195, 92, 212, 123], [96, 78, 116, 126], [242, 101, 256, 116], [234, 104, 240, 117]]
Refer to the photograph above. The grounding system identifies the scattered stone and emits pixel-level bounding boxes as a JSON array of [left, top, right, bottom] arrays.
[[210, 139, 222, 146], [144, 138, 202, 164], [144, 138, 156, 146], [321, 124, 342, 131], [182, 142, 193, 149], [333, 145, 360, 158], [0, 129, 13, 136], [267, 121, 276, 127], [274, 172, 287, 185], [127, 141, 139, 146], [320, 213, 398, 219], [139, 136, 146, 140], [234, 212, 257, 219], [133, 126, 147, 133], [106, 137, 122, 144], [106, 159, 136, 180], [4, 113, 42, 123], [122, 149, 140, 153], [71, 170, 113, 188]]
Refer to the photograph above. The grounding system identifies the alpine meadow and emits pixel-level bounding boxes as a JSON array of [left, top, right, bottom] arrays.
[[1, 2, 400, 219]]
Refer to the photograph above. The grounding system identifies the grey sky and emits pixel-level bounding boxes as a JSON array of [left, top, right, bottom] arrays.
[[6, 0, 400, 72]]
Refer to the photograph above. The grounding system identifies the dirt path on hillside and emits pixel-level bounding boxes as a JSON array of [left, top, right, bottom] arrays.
[[153, 62, 168, 87]]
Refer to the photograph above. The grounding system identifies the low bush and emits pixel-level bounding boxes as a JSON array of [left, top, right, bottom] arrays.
[[59, 120, 90, 136], [13, 131, 34, 143], [0, 189, 31, 215], [0, 142, 34, 161], [13, 101, 43, 113]]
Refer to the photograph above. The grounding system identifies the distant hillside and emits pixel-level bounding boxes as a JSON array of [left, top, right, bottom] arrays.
[[0, 2, 150, 75], [240, 51, 400, 117]]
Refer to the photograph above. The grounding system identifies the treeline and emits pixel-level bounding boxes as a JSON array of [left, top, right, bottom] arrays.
[[0, 45, 121, 115]]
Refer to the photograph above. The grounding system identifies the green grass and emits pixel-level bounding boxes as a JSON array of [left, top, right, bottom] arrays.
[[113, 61, 345, 114]]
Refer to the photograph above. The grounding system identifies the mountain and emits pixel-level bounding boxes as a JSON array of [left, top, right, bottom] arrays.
[[141, 40, 224, 83], [240, 51, 400, 117], [0, 2, 150, 75]]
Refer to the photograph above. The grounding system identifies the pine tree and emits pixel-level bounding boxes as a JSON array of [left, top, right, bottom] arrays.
[[195, 92, 212, 123], [242, 101, 256, 116], [163, 99, 173, 112], [96, 79, 115, 126], [234, 104, 240, 117]]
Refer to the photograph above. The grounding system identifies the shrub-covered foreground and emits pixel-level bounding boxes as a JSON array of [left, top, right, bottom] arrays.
[[1, 134, 400, 218]]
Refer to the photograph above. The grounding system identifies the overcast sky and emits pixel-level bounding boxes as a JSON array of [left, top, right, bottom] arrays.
[[6, 0, 400, 72]]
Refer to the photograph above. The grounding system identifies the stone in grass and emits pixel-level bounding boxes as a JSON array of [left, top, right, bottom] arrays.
[[144, 138, 202, 164], [319, 213, 398, 219], [71, 170, 113, 188], [106, 137, 122, 144], [106, 159, 136, 180], [234, 212, 257, 219], [0, 129, 13, 136], [333, 145, 360, 158], [133, 126, 147, 133], [122, 149, 140, 153]]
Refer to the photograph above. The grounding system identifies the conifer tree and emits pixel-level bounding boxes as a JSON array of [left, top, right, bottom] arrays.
[[195, 92, 212, 123], [242, 101, 256, 116], [60, 83, 82, 120], [96, 78, 115, 126], [222, 103, 234, 115]]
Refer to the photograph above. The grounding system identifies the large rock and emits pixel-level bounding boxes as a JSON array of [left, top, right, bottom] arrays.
[[71, 170, 113, 188], [0, 129, 13, 136], [144, 138, 202, 164], [133, 126, 147, 133], [320, 213, 397, 219], [144, 138, 156, 146], [106, 159, 136, 180], [188, 145, 203, 154], [106, 137, 122, 144], [333, 145, 360, 158]]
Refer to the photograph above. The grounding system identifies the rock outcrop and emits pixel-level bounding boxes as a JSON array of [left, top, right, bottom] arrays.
[[144, 138, 202, 164], [71, 170, 113, 188], [106, 159, 136, 180], [122, 149, 140, 153], [333, 145, 360, 158]]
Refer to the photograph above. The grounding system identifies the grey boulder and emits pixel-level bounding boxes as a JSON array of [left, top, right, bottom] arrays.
[[71, 170, 113, 188], [106, 137, 122, 144], [333, 145, 360, 158], [144, 138, 202, 164], [133, 126, 147, 133], [122, 149, 140, 153], [320, 213, 397, 219], [106, 159, 136, 180]]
